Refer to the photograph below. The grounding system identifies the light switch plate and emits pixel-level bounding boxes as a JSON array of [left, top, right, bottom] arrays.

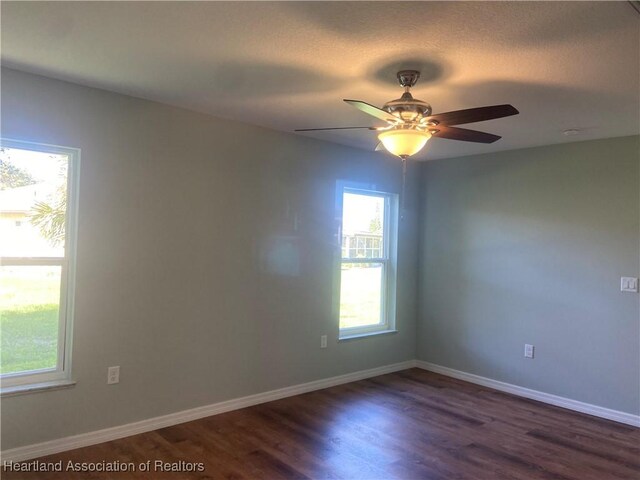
[[621, 277, 638, 293]]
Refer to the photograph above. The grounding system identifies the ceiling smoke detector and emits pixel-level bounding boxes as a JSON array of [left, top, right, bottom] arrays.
[[562, 129, 581, 136]]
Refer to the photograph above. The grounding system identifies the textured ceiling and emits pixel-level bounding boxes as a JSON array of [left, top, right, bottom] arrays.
[[1, 1, 638, 160]]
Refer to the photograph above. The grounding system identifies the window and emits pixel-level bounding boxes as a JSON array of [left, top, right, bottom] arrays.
[[1, 139, 79, 393], [337, 183, 398, 338]]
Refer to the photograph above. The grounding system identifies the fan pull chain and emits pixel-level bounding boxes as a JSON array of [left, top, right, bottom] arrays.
[[400, 157, 407, 220]]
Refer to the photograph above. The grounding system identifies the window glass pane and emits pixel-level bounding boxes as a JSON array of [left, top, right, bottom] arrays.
[[342, 192, 384, 259], [339, 262, 383, 329], [0, 265, 61, 375], [0, 147, 68, 257]]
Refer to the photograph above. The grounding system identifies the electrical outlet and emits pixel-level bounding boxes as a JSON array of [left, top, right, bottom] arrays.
[[621, 277, 638, 293], [524, 344, 534, 359], [320, 335, 327, 349], [107, 366, 120, 384]]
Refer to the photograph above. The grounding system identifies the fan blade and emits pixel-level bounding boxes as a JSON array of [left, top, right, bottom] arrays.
[[426, 104, 518, 126], [431, 126, 501, 143], [343, 99, 399, 123], [295, 126, 379, 132]]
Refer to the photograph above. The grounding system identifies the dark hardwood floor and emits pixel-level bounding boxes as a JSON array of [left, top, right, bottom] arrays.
[[4, 368, 639, 479]]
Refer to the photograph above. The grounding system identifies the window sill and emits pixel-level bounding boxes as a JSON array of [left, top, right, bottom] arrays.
[[339, 329, 398, 341], [1, 379, 76, 397]]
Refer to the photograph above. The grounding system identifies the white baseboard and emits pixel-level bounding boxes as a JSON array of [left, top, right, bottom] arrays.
[[415, 360, 640, 428], [4, 359, 638, 463], [1, 360, 415, 463]]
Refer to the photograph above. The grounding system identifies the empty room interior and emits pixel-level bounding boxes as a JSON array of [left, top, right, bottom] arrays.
[[1, 1, 639, 479]]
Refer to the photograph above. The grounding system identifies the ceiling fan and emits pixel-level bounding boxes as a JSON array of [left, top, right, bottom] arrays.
[[295, 70, 519, 159]]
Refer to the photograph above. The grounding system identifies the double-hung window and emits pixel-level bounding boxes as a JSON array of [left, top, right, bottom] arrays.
[[337, 183, 398, 339], [0, 139, 79, 394]]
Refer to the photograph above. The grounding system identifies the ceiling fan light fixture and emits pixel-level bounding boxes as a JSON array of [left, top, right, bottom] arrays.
[[378, 129, 431, 158], [295, 71, 519, 153]]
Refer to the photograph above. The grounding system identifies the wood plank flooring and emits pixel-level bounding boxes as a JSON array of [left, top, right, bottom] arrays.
[[3, 369, 639, 479]]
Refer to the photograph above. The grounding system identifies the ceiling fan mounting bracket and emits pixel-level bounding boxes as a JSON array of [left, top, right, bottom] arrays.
[[397, 70, 420, 88]]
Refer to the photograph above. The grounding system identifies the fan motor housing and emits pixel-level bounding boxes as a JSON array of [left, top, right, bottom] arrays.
[[382, 70, 432, 122], [383, 92, 432, 122]]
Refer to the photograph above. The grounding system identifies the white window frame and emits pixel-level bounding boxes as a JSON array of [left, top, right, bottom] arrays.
[[0, 139, 80, 394], [336, 181, 399, 340]]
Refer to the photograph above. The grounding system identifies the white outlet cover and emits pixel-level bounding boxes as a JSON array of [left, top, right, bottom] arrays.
[[107, 366, 120, 384], [524, 344, 534, 359]]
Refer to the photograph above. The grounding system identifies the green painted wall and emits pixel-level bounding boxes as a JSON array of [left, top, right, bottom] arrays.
[[417, 136, 640, 414], [0, 68, 419, 450]]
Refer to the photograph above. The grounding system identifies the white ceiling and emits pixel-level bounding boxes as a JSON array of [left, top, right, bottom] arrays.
[[1, 1, 638, 160]]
